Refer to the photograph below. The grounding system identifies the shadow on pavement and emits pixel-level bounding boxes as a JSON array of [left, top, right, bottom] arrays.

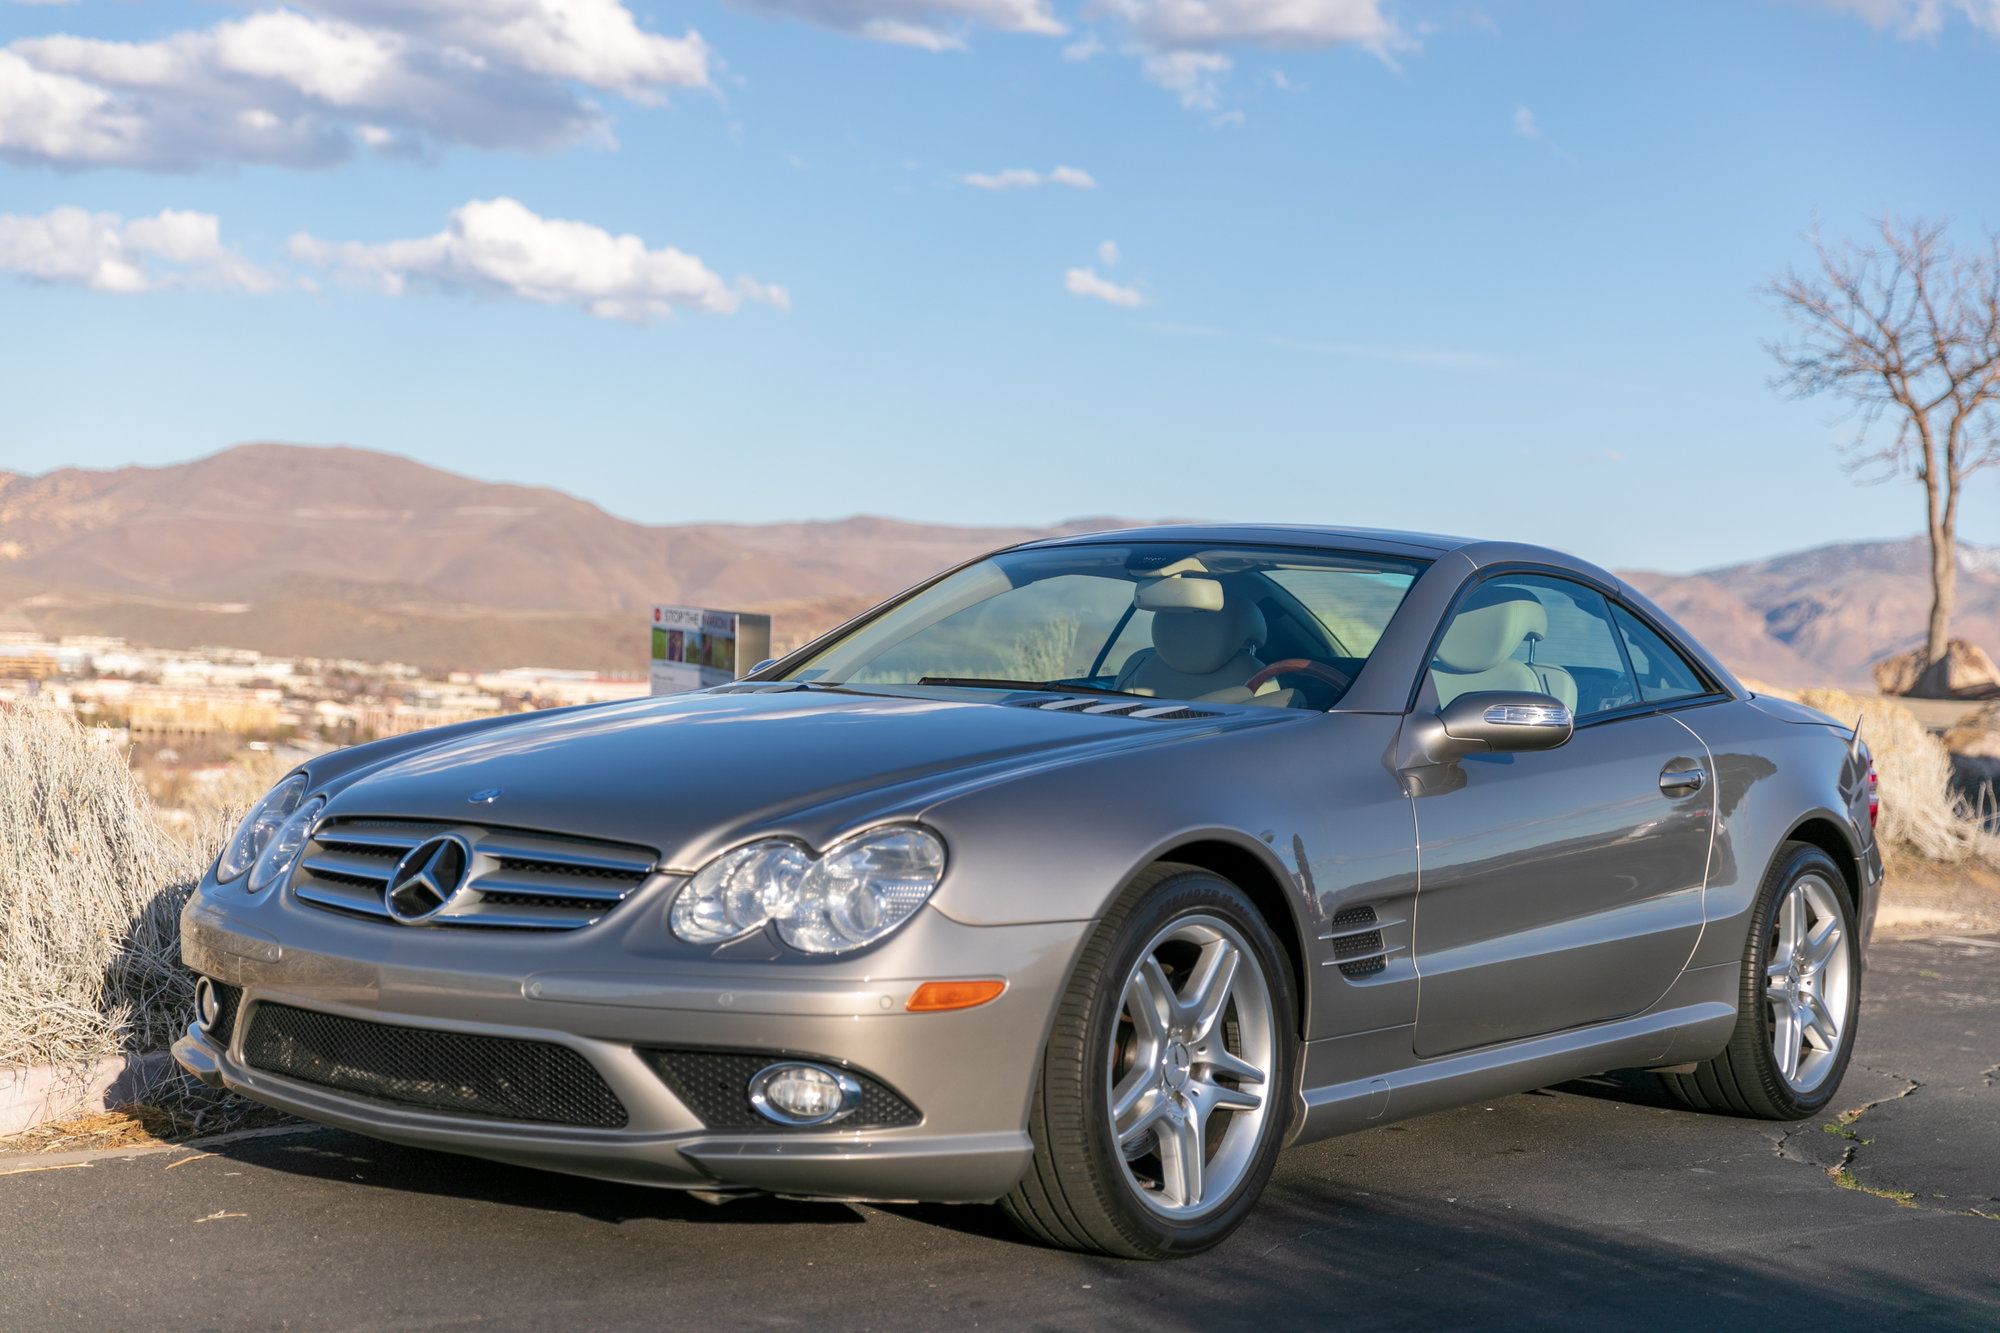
[[207, 1126, 869, 1228], [195, 1124, 2000, 1331]]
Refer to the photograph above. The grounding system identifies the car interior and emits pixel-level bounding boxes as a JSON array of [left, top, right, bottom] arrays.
[[1107, 572, 1370, 710]]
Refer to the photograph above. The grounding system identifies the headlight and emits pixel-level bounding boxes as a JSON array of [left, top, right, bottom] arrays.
[[216, 773, 309, 883], [669, 826, 947, 954], [246, 796, 324, 894], [669, 840, 813, 943]]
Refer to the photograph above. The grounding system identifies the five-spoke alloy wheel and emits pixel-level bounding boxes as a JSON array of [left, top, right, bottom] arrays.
[[1108, 914, 1277, 1218], [1662, 841, 1861, 1119], [1003, 864, 1297, 1258], [1763, 868, 1854, 1095]]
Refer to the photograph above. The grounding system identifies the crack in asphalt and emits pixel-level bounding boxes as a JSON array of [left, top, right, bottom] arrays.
[[1782, 1064, 2000, 1223], [1772, 1066, 1920, 1156]]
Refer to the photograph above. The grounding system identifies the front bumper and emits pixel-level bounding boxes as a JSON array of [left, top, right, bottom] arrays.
[[177, 885, 1085, 1204]]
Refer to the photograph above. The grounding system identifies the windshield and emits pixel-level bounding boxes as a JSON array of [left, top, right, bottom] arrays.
[[780, 543, 1426, 711]]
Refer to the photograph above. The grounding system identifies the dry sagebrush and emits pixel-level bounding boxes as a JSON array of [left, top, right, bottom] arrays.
[[0, 705, 235, 1071], [1785, 686, 1997, 867]]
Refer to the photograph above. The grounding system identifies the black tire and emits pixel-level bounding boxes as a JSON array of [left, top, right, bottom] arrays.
[[1662, 842, 1861, 1119], [1000, 863, 1298, 1259]]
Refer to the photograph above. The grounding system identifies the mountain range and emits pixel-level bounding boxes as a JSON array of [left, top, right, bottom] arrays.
[[0, 442, 1986, 685], [0, 444, 1137, 670]]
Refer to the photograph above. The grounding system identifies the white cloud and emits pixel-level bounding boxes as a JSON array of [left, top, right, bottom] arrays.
[[1064, 266, 1143, 307], [1107, 0, 1397, 52], [1, 1, 710, 170], [1063, 33, 1106, 59], [960, 165, 1096, 189], [1143, 50, 1233, 109], [1098, 239, 1120, 267], [725, 0, 1063, 52], [294, 0, 709, 98], [1512, 105, 1539, 139], [961, 167, 1042, 190], [1109, 0, 1399, 112], [290, 197, 788, 326], [0, 206, 280, 293], [1795, 0, 2000, 37]]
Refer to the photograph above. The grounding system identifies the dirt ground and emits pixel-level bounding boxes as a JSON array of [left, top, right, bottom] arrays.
[[0, 1098, 294, 1157], [1876, 858, 2000, 934]]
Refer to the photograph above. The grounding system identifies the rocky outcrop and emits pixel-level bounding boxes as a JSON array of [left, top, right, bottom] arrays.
[[1943, 701, 2000, 787], [1872, 640, 2000, 700]]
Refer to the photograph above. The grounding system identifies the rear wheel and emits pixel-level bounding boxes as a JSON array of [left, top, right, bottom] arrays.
[[1662, 842, 1860, 1119], [1001, 865, 1297, 1259]]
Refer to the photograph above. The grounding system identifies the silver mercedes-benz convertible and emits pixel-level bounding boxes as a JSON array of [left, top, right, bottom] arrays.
[[175, 525, 1881, 1258]]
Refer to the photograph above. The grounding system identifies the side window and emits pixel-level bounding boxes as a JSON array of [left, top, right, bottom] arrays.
[[1612, 604, 1711, 704], [1431, 574, 1639, 717]]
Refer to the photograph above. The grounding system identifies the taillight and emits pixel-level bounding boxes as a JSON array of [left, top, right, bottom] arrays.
[[1863, 743, 1879, 829]]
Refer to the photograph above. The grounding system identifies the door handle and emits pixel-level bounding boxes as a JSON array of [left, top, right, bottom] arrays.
[[1659, 766, 1706, 796]]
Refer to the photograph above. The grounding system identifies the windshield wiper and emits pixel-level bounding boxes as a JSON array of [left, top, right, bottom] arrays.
[[917, 677, 1148, 698]]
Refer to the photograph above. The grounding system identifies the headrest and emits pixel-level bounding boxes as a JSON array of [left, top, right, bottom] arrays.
[[1135, 577, 1225, 613], [1434, 587, 1548, 674], [1146, 583, 1267, 676]]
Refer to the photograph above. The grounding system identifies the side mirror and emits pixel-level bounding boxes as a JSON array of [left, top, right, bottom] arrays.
[[1438, 690, 1573, 755], [746, 658, 779, 677], [1406, 690, 1573, 765]]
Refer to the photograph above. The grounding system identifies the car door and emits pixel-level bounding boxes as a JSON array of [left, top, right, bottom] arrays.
[[1407, 572, 1715, 1058]]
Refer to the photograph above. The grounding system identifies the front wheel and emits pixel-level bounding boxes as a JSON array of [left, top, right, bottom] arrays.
[[1001, 865, 1297, 1259], [1662, 842, 1860, 1119]]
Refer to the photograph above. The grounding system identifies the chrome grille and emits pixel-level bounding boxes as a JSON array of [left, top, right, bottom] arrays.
[[292, 817, 658, 931]]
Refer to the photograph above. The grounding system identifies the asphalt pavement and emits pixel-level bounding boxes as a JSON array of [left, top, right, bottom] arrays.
[[3, 933, 1996, 1332]]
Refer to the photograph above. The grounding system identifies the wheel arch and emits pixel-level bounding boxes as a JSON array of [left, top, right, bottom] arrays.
[[1148, 838, 1311, 1039], [1780, 813, 1862, 913]]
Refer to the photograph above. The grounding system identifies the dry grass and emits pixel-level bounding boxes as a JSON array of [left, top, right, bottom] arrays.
[[1791, 686, 1999, 868], [0, 705, 242, 1071], [0, 1094, 296, 1154]]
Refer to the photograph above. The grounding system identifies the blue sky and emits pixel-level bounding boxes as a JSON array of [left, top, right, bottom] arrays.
[[2, 0, 1997, 572]]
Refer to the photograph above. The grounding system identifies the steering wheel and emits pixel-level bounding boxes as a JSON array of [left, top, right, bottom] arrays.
[[1245, 658, 1352, 693]]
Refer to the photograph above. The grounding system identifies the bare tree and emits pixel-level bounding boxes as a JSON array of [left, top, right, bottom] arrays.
[[1768, 217, 2000, 682]]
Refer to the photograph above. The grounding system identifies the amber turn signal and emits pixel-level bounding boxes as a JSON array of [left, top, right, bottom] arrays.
[[906, 979, 1007, 1012]]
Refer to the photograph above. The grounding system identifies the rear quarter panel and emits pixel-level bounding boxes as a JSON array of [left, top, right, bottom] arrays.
[[1678, 697, 1880, 969]]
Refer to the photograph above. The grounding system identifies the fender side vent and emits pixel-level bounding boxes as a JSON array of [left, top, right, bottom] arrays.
[[1320, 903, 1406, 980]]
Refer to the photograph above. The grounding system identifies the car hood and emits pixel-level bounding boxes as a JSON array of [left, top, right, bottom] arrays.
[[318, 686, 1293, 866]]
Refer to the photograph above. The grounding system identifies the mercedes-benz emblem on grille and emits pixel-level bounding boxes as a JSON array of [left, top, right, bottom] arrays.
[[385, 835, 473, 924]]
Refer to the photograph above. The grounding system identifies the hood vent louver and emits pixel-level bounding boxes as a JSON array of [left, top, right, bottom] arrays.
[[1010, 697, 1219, 720]]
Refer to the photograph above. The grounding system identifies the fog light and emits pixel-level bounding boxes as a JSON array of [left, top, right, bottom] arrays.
[[195, 977, 221, 1030], [748, 1062, 863, 1126]]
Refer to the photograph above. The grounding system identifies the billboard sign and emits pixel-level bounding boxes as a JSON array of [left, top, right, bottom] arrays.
[[650, 606, 773, 695]]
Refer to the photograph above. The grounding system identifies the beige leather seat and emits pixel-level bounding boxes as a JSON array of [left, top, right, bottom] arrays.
[[1430, 587, 1579, 710], [1115, 577, 1269, 701]]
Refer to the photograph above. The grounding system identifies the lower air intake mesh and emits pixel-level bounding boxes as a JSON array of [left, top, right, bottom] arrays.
[[243, 1003, 627, 1128], [642, 1048, 921, 1132]]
